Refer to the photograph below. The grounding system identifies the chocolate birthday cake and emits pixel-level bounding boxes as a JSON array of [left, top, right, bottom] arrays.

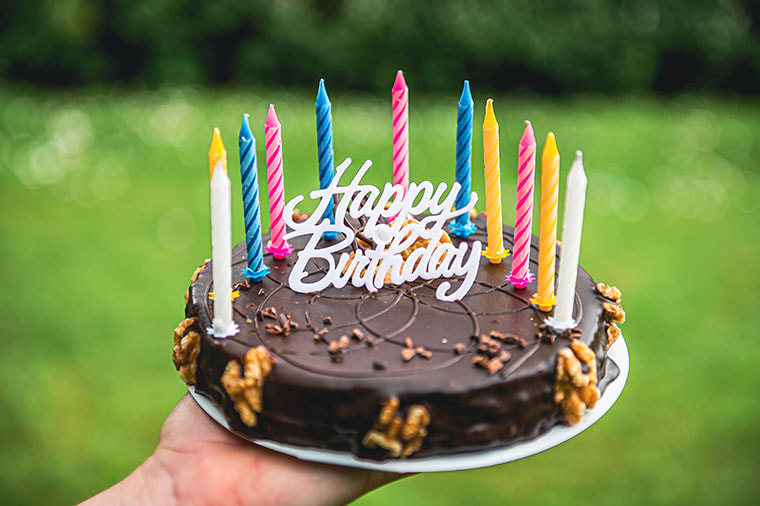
[[172, 214, 625, 460]]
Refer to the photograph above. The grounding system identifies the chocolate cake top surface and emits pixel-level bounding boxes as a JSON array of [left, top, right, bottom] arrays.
[[190, 216, 607, 394]]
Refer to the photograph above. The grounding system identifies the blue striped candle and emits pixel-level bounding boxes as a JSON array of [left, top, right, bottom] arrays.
[[239, 114, 269, 281], [316, 79, 337, 240], [449, 80, 477, 238]]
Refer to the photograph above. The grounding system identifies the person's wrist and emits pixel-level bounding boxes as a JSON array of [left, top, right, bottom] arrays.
[[127, 454, 177, 505], [80, 454, 175, 506]]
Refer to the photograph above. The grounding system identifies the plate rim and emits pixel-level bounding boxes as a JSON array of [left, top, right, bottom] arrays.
[[188, 335, 629, 473]]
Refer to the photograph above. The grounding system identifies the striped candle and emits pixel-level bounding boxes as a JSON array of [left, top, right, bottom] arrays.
[[482, 99, 509, 263], [264, 104, 294, 260], [239, 114, 269, 281], [507, 121, 537, 288], [392, 70, 409, 196], [316, 79, 337, 240], [530, 132, 559, 311], [449, 80, 477, 238]]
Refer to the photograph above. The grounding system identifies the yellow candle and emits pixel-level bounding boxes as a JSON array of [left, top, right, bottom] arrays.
[[482, 99, 509, 263], [531, 132, 559, 311]]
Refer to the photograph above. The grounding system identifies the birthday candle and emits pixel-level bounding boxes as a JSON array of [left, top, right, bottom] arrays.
[[507, 121, 537, 288], [239, 114, 269, 281], [264, 104, 294, 260], [316, 79, 337, 240], [549, 151, 588, 329], [531, 133, 559, 311], [392, 70, 409, 195], [449, 80, 477, 238], [208, 128, 238, 337], [482, 99, 509, 263]]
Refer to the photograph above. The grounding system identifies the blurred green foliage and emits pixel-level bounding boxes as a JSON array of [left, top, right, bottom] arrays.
[[1, 0, 759, 93], [0, 86, 759, 505]]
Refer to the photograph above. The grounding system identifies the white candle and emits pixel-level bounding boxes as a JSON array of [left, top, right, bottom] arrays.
[[549, 151, 587, 330], [209, 156, 238, 338]]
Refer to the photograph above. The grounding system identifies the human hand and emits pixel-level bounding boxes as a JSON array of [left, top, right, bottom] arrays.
[[82, 394, 402, 506]]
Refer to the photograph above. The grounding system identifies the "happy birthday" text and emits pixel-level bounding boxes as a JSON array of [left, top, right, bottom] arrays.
[[283, 159, 482, 301]]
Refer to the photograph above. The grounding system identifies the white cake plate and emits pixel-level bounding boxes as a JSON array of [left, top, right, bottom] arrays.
[[189, 336, 629, 473]]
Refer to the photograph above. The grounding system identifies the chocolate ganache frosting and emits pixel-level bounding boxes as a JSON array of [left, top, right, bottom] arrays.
[[174, 214, 620, 460]]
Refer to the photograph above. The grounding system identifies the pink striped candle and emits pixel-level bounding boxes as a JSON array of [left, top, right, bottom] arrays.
[[264, 104, 294, 260], [507, 121, 537, 289], [392, 70, 409, 196]]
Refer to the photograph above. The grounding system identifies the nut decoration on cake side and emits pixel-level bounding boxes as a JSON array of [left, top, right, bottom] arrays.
[[595, 283, 626, 350], [362, 397, 431, 458], [191, 259, 211, 283], [606, 324, 622, 349], [220, 346, 275, 427], [595, 282, 621, 302], [185, 259, 211, 304], [172, 317, 201, 385], [554, 339, 601, 425], [602, 302, 626, 325]]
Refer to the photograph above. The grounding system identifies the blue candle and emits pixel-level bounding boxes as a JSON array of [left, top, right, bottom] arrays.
[[449, 80, 477, 238], [239, 114, 269, 281], [316, 79, 337, 240]]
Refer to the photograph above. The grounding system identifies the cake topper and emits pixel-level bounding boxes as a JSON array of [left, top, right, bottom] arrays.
[[284, 159, 482, 301]]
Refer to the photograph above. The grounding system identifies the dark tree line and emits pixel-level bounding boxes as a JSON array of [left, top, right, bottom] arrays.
[[1, 0, 758, 94]]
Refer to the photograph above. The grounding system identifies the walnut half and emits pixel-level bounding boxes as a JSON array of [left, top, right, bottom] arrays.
[[603, 301, 626, 325], [607, 323, 622, 349], [172, 317, 201, 385], [596, 283, 625, 350], [191, 259, 211, 283], [362, 397, 431, 458], [221, 346, 275, 427], [554, 339, 600, 425], [595, 282, 622, 303]]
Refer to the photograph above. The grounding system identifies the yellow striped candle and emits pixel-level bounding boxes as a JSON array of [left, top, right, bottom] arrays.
[[531, 132, 559, 311], [482, 99, 509, 263]]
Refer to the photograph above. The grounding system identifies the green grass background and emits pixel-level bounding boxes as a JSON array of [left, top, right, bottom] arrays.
[[0, 88, 758, 505]]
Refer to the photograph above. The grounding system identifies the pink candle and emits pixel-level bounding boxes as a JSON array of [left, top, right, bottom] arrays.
[[392, 70, 409, 195], [264, 104, 293, 260], [507, 121, 536, 289]]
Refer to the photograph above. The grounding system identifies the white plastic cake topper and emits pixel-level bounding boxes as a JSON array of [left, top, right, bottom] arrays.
[[283, 159, 482, 301]]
